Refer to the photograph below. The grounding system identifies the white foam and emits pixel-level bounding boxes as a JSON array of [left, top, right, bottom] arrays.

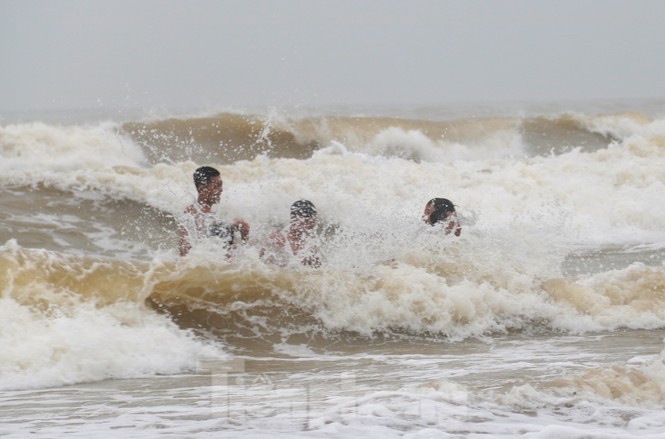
[[0, 122, 146, 173], [3, 115, 665, 250], [0, 296, 226, 390]]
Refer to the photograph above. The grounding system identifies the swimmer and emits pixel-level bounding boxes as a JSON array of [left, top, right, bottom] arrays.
[[262, 200, 321, 267], [422, 198, 462, 236], [178, 166, 250, 256]]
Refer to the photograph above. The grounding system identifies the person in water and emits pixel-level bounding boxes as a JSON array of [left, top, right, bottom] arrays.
[[178, 166, 250, 256], [422, 198, 462, 236], [262, 200, 321, 267]]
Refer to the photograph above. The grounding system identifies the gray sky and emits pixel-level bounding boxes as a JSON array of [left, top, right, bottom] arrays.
[[2, 0, 665, 112]]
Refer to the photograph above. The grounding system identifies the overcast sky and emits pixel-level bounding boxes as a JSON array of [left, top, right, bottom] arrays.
[[2, 0, 665, 112]]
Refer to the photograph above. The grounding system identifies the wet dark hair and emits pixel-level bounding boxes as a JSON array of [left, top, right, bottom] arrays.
[[428, 198, 456, 225], [193, 166, 220, 189], [290, 200, 317, 219]]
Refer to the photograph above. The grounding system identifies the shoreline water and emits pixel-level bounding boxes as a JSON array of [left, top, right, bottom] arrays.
[[2, 329, 664, 437]]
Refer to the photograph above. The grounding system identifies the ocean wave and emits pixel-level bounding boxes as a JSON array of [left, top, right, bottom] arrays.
[[3, 241, 664, 345], [116, 110, 659, 164], [2, 109, 662, 175], [499, 348, 665, 410], [0, 241, 224, 391]]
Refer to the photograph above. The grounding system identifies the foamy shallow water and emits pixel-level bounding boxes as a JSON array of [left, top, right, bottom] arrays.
[[2, 330, 664, 438]]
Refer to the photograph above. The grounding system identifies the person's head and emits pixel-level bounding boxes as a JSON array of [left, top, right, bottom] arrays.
[[193, 166, 223, 205], [290, 200, 317, 230], [423, 198, 456, 226]]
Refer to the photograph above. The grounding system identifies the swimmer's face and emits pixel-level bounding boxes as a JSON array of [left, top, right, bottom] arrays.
[[422, 202, 435, 225], [423, 202, 454, 225], [202, 175, 223, 205], [292, 214, 316, 231]]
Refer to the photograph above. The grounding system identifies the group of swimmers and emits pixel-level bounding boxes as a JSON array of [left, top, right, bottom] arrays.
[[178, 166, 461, 265]]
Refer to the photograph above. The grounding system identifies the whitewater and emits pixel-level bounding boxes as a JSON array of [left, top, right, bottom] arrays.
[[1, 101, 665, 438]]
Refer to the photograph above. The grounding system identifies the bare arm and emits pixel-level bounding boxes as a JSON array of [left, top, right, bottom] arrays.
[[259, 230, 285, 258], [178, 205, 197, 257], [445, 212, 462, 237], [178, 223, 191, 256]]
